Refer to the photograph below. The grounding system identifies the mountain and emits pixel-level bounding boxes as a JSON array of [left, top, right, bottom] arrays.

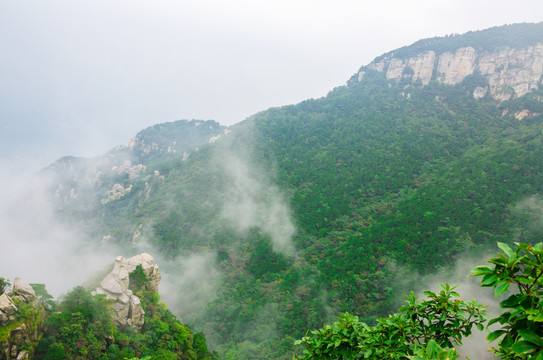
[[37, 22, 543, 359]]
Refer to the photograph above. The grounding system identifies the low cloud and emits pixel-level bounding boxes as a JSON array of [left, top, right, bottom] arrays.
[[512, 194, 543, 235], [0, 167, 120, 297], [216, 152, 296, 255], [155, 252, 220, 324]]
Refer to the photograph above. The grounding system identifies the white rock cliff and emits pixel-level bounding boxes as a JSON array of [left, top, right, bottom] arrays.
[[362, 44, 543, 102]]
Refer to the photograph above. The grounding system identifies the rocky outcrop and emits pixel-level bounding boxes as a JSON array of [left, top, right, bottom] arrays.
[[100, 183, 133, 204], [44, 120, 226, 208], [0, 294, 18, 320], [11, 279, 36, 303], [361, 44, 543, 102], [92, 253, 161, 330], [0, 278, 45, 360]]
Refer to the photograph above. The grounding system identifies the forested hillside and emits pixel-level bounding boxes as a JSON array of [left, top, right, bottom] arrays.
[[40, 22, 543, 359]]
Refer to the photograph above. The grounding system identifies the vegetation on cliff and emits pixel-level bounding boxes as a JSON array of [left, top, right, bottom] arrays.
[[34, 267, 217, 360]]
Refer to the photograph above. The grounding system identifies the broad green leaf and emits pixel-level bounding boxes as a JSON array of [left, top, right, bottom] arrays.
[[488, 256, 507, 266], [527, 308, 543, 322], [481, 273, 498, 286], [497, 242, 514, 258], [516, 276, 533, 285], [494, 281, 510, 297], [510, 340, 538, 354], [471, 266, 494, 276], [518, 329, 543, 346], [487, 330, 506, 342], [500, 294, 527, 308], [426, 340, 438, 357]]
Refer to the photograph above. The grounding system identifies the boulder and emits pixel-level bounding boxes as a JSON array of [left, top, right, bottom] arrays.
[[0, 293, 17, 316], [94, 253, 161, 331], [12, 278, 36, 301], [100, 273, 123, 295]]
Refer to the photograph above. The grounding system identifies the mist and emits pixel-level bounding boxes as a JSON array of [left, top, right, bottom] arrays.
[[217, 152, 297, 255], [0, 165, 122, 297], [412, 251, 502, 360], [155, 252, 221, 323], [4, 0, 543, 172]]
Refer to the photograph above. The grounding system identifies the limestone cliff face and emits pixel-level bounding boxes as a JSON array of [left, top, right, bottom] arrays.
[[0, 279, 45, 360], [92, 253, 161, 331], [361, 44, 543, 101]]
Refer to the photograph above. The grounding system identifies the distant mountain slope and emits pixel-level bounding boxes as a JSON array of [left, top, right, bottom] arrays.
[[128, 119, 227, 162], [40, 22, 543, 359], [41, 119, 225, 205]]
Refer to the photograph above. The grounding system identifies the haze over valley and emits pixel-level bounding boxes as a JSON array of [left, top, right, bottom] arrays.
[[2, 3, 543, 359]]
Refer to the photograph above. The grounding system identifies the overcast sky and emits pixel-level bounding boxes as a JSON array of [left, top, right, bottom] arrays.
[[1, 0, 543, 173]]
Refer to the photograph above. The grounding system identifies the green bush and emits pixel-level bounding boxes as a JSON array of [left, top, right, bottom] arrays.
[[472, 241, 543, 359], [294, 284, 486, 359]]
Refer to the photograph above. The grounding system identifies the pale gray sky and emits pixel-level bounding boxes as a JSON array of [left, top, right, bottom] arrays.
[[1, 0, 542, 172]]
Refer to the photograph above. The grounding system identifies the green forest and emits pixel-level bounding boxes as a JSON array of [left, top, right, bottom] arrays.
[[16, 22, 543, 359]]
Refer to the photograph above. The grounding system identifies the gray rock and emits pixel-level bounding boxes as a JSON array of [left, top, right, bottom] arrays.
[[100, 273, 123, 295], [16, 350, 29, 360], [112, 302, 130, 326], [13, 278, 36, 301], [118, 293, 130, 304], [130, 300, 145, 328], [0, 293, 17, 316], [12, 324, 27, 345], [93, 253, 162, 331]]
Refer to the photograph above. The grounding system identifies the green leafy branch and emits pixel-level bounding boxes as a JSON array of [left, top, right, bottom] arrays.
[[471, 241, 543, 359], [294, 284, 486, 359]]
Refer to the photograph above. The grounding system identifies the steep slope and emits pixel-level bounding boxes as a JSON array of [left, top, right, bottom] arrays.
[[40, 22, 543, 359]]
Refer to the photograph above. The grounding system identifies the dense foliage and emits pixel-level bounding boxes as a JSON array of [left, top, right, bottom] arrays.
[[35, 284, 217, 360], [294, 284, 486, 359], [296, 242, 543, 359]]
